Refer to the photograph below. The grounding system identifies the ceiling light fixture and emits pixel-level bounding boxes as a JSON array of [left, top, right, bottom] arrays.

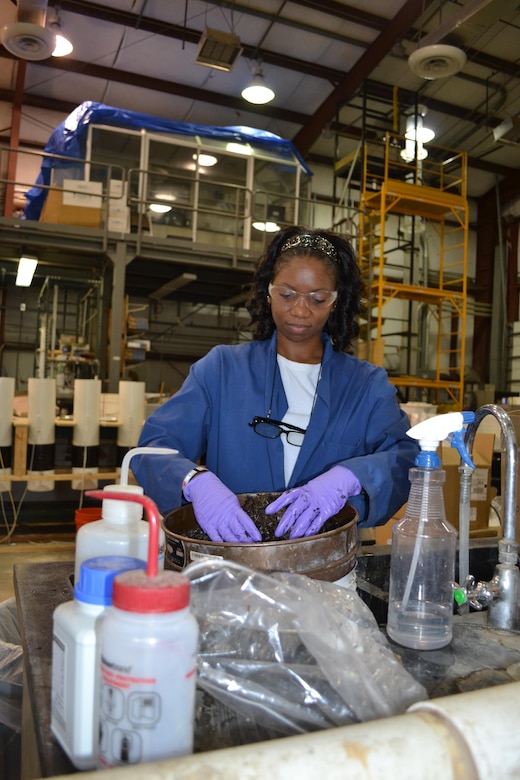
[[16, 255, 38, 287], [51, 26, 73, 57], [241, 67, 275, 105], [253, 204, 285, 232], [252, 221, 280, 233], [149, 203, 173, 214], [193, 153, 218, 167], [47, 8, 74, 58], [400, 107, 435, 162], [226, 142, 251, 155]]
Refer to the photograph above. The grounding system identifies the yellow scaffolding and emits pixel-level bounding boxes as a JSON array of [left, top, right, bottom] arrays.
[[359, 133, 469, 410]]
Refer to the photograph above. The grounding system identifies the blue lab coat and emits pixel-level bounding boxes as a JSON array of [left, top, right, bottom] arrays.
[[133, 333, 418, 526]]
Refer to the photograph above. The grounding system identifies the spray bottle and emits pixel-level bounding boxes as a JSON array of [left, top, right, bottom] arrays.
[[387, 411, 475, 650], [74, 447, 176, 583]]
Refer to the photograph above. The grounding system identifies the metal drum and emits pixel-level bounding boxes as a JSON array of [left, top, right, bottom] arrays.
[[162, 493, 359, 581]]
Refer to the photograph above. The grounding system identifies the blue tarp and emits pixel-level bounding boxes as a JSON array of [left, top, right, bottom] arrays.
[[23, 101, 312, 220]]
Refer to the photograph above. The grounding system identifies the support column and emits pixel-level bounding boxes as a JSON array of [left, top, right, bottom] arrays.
[[107, 242, 130, 393]]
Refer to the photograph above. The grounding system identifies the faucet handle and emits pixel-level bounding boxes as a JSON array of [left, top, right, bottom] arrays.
[[453, 575, 497, 612]]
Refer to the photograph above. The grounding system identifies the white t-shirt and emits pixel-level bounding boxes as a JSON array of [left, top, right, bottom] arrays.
[[277, 354, 322, 485]]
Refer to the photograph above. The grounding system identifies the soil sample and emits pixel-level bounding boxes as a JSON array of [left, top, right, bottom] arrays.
[[186, 492, 345, 542]]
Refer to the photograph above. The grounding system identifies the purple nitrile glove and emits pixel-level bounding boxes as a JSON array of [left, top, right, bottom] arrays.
[[183, 471, 262, 543], [265, 465, 362, 540]]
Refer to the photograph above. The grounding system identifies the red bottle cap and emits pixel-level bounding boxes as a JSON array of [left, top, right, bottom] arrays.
[[112, 570, 190, 613]]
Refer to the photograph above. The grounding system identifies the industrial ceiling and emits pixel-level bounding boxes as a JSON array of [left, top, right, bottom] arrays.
[[1, 0, 520, 302]]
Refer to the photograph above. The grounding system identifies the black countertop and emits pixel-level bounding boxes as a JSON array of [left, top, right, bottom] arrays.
[[14, 554, 520, 778], [14, 561, 282, 778]]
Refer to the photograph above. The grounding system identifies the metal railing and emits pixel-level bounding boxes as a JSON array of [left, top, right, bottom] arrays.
[[1, 144, 362, 261]]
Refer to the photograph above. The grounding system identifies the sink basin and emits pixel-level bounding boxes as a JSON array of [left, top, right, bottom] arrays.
[[356, 539, 500, 626], [355, 540, 520, 698]]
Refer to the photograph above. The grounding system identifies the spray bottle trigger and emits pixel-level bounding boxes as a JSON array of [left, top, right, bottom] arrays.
[[450, 429, 475, 469]]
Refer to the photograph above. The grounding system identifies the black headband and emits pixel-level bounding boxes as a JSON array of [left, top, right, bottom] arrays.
[[279, 233, 338, 263]]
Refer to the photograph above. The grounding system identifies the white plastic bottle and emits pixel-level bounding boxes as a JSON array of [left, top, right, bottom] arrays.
[[74, 446, 177, 582], [74, 484, 164, 582], [51, 555, 147, 769], [97, 568, 199, 767]]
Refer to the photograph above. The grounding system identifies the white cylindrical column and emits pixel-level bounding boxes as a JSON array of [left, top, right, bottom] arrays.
[[27, 377, 56, 492], [117, 381, 146, 464], [72, 379, 101, 490], [0, 377, 15, 492]]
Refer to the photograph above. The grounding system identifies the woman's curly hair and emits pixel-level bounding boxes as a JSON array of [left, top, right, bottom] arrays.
[[244, 226, 366, 352]]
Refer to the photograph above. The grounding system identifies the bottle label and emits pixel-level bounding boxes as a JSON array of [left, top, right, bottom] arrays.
[[97, 647, 196, 766]]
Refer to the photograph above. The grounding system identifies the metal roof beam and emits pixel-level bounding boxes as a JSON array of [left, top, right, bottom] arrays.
[[47, 0, 520, 83], [292, 0, 437, 154]]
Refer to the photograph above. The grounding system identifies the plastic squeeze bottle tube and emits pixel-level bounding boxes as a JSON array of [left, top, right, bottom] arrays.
[[387, 411, 475, 650], [85, 489, 199, 768], [51, 555, 147, 769], [74, 447, 176, 582]]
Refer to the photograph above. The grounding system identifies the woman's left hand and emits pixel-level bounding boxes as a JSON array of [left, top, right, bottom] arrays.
[[265, 465, 362, 539]]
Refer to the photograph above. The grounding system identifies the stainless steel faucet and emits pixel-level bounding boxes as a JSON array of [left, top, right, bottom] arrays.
[[464, 404, 520, 631]]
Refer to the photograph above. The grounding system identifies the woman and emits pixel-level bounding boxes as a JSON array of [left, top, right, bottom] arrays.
[[133, 227, 418, 542]]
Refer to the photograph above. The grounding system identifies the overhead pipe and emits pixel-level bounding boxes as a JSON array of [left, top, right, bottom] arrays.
[[417, 0, 497, 49]]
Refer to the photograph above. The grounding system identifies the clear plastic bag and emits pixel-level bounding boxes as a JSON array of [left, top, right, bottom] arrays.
[[185, 560, 427, 736], [0, 598, 23, 733]]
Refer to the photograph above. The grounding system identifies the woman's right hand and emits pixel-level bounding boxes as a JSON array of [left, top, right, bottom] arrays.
[[183, 471, 262, 543]]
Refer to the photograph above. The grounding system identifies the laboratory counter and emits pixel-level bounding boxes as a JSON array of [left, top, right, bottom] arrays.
[[14, 551, 520, 779], [14, 561, 282, 779]]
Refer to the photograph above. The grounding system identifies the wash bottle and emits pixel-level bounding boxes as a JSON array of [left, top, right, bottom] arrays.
[[387, 411, 475, 650], [74, 447, 176, 582], [84, 489, 199, 767], [51, 555, 147, 769]]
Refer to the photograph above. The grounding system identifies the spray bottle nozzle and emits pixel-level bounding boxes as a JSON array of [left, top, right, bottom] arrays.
[[450, 429, 475, 469], [407, 411, 475, 469]]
